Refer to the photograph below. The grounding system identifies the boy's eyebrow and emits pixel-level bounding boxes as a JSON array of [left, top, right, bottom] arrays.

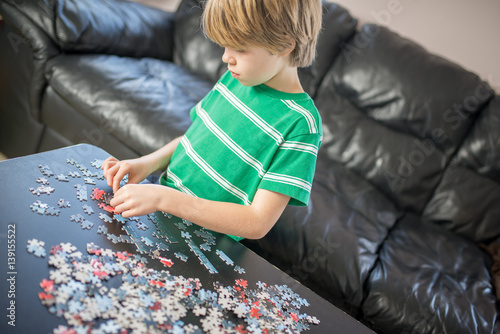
[[220, 41, 250, 50]]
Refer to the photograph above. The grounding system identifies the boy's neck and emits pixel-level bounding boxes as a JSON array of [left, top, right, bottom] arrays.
[[264, 66, 304, 94]]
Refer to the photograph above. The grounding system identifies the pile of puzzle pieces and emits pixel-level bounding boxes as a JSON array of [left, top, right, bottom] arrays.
[[28, 241, 320, 334]]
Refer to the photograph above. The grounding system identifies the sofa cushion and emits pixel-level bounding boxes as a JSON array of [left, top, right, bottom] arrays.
[[423, 96, 500, 243], [173, 0, 226, 84], [298, 2, 357, 98], [173, 0, 358, 96], [54, 0, 174, 59], [316, 24, 494, 213], [2, 0, 174, 59], [362, 213, 499, 334], [252, 159, 402, 316], [43, 54, 212, 158]]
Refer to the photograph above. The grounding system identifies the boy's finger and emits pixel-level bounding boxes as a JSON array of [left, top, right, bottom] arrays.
[[113, 167, 129, 194], [101, 157, 117, 170], [105, 164, 119, 188]]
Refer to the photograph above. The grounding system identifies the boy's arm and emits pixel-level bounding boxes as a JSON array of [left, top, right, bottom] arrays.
[[110, 185, 290, 240], [141, 136, 183, 173]]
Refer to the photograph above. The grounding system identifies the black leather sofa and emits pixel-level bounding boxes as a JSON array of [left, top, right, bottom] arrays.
[[1, 0, 499, 333]]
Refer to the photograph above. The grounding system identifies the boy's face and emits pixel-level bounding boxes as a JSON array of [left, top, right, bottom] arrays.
[[222, 45, 290, 88]]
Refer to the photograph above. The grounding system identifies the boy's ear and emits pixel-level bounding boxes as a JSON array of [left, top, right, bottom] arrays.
[[279, 37, 296, 58]]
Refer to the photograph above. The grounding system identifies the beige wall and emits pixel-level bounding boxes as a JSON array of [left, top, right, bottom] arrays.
[[329, 0, 500, 93]]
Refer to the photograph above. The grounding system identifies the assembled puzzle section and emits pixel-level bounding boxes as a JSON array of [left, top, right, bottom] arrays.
[[23, 156, 321, 333]]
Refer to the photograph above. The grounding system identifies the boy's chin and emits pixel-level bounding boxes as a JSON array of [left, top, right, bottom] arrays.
[[235, 78, 260, 87], [238, 81, 256, 87]]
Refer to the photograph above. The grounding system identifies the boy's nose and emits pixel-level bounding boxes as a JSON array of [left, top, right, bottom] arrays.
[[222, 48, 235, 65]]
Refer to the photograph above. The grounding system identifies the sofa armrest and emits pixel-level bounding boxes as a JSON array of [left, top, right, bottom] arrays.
[[3, 0, 175, 60], [0, 1, 60, 156]]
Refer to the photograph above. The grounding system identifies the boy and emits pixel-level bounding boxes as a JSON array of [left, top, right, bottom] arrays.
[[102, 0, 323, 240]]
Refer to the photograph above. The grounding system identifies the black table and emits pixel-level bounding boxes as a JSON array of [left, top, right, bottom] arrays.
[[0, 144, 374, 334]]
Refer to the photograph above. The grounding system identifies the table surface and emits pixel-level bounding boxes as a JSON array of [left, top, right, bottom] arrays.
[[0, 144, 374, 334]]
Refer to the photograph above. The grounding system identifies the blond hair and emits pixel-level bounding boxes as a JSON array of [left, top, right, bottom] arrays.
[[202, 0, 322, 68]]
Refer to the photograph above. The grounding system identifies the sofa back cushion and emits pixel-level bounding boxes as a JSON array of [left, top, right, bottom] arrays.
[[316, 24, 494, 213], [298, 2, 357, 98], [173, 0, 226, 84], [173, 0, 357, 94], [423, 96, 500, 242], [54, 0, 174, 59]]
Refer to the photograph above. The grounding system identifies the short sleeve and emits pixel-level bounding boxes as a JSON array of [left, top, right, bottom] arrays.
[[189, 104, 198, 122], [258, 133, 322, 206], [190, 88, 218, 122]]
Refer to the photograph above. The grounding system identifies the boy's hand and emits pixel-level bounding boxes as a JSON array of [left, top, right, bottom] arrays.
[[101, 157, 153, 193], [110, 184, 163, 218]]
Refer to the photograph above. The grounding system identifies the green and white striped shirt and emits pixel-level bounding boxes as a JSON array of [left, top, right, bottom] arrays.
[[160, 71, 322, 209]]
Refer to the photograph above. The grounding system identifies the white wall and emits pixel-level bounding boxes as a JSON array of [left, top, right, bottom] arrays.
[[329, 0, 500, 93]]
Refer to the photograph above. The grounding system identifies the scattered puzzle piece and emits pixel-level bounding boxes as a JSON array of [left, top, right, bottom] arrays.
[[98, 203, 115, 214], [234, 266, 246, 274], [186, 240, 218, 274], [36, 177, 49, 185], [136, 221, 148, 231], [91, 188, 106, 201], [182, 219, 193, 226], [158, 256, 174, 268], [175, 222, 187, 231], [107, 234, 121, 244], [90, 159, 104, 169], [156, 241, 169, 252], [70, 214, 84, 223], [97, 225, 108, 235], [57, 198, 71, 208], [80, 219, 94, 230], [29, 185, 55, 196], [113, 214, 127, 224], [99, 213, 113, 224], [68, 171, 81, 178], [194, 229, 216, 240], [200, 243, 211, 252], [30, 200, 48, 215], [203, 238, 216, 246], [81, 169, 93, 178], [120, 235, 132, 244], [82, 205, 94, 215], [147, 213, 159, 224], [74, 184, 87, 202], [235, 279, 248, 289], [84, 177, 96, 185], [216, 249, 234, 266], [27, 239, 46, 257], [181, 231, 192, 239], [45, 206, 60, 216], [38, 164, 54, 177], [174, 252, 188, 262], [55, 174, 69, 182]]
